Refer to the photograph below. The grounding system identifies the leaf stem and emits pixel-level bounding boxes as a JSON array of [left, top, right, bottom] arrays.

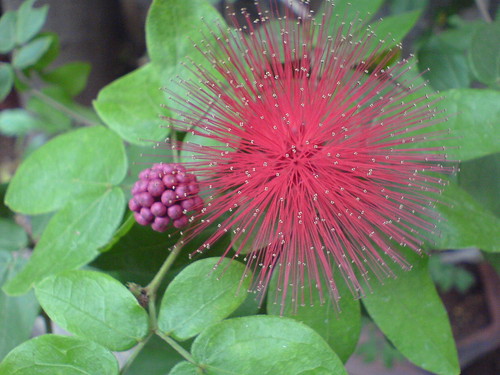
[[122, 240, 186, 371], [118, 238, 185, 372], [142, 240, 198, 367], [145, 240, 183, 298], [147, 292, 159, 332], [144, 239, 184, 330], [32, 88, 99, 127], [475, 0, 492, 22], [15, 70, 101, 127], [156, 330, 197, 364], [120, 335, 152, 375]]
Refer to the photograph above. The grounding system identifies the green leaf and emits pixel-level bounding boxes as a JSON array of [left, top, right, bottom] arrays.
[[0, 251, 39, 360], [389, 0, 429, 14], [158, 257, 251, 341], [191, 315, 347, 374], [145, 0, 225, 120], [15, 0, 49, 45], [436, 18, 484, 52], [12, 35, 52, 70], [93, 219, 230, 288], [468, 21, 500, 88], [42, 62, 91, 97], [0, 108, 44, 136], [25, 85, 72, 133], [5, 126, 127, 214], [458, 153, 500, 216], [169, 362, 198, 375], [179, 129, 229, 171], [0, 64, 14, 102], [92, 213, 230, 285], [94, 63, 170, 145], [92, 221, 180, 285], [39, 85, 101, 127], [315, 0, 384, 43], [98, 212, 136, 254], [267, 272, 361, 362], [434, 181, 500, 252], [364, 10, 421, 57], [146, 0, 223, 67], [362, 248, 459, 375], [32, 31, 60, 71], [123, 336, 184, 375], [0, 11, 17, 53], [229, 292, 261, 317], [123, 142, 174, 188], [3, 187, 125, 295], [424, 89, 500, 161], [418, 36, 470, 91], [30, 212, 53, 241], [398, 55, 435, 102], [0, 334, 119, 375], [0, 218, 28, 252], [35, 270, 149, 351], [322, 0, 384, 22]]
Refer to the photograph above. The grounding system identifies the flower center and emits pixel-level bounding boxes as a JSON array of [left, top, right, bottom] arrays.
[[270, 140, 323, 183]]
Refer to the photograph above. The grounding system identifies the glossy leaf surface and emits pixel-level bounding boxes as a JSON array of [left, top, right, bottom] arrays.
[[362, 249, 459, 375], [35, 270, 149, 351], [0, 335, 119, 375], [158, 257, 250, 341]]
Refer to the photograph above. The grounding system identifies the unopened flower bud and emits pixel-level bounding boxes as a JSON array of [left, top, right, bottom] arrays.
[[134, 212, 150, 226], [140, 207, 154, 223], [128, 198, 141, 212], [163, 174, 177, 188], [136, 192, 154, 208], [150, 201, 167, 217], [167, 204, 183, 220], [148, 179, 165, 197], [173, 216, 189, 228], [152, 216, 170, 232], [130, 163, 204, 232]]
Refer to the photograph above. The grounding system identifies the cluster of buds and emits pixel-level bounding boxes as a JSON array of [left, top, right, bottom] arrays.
[[129, 163, 203, 232]]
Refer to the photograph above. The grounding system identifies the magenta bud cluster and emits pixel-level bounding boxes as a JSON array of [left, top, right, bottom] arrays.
[[129, 163, 203, 232]]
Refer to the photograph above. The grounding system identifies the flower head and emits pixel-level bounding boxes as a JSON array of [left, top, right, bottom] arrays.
[[163, 2, 450, 308]]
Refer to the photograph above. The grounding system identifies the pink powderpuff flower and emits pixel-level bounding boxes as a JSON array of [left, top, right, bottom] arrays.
[[164, 2, 452, 309]]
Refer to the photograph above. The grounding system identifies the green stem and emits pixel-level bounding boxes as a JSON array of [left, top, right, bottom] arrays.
[[15, 71, 101, 127], [148, 299, 158, 334], [120, 335, 152, 375], [31, 88, 98, 127], [122, 240, 185, 371], [145, 241, 183, 297], [156, 330, 197, 364], [144, 240, 184, 330], [143, 241, 198, 366], [144, 240, 198, 365]]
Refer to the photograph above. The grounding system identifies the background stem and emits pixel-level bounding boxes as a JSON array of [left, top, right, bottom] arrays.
[[156, 331, 197, 364], [120, 335, 152, 375], [15, 71, 101, 127]]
